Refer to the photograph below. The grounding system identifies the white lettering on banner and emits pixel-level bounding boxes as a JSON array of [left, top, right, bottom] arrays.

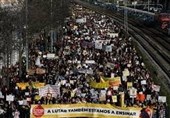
[[31, 107, 140, 117], [45, 108, 137, 116]]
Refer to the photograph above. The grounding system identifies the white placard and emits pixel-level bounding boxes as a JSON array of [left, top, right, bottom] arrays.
[[152, 84, 160, 92], [113, 86, 118, 90], [122, 76, 127, 82], [104, 45, 112, 52], [23, 100, 28, 105], [127, 64, 131, 67], [85, 60, 95, 64], [111, 73, 115, 78], [35, 56, 42, 67], [112, 96, 117, 103], [123, 69, 130, 77], [70, 80, 74, 84], [158, 96, 166, 103], [0, 109, 5, 114], [146, 94, 151, 100], [18, 100, 24, 105], [0, 92, 4, 98], [39, 85, 60, 98], [106, 62, 114, 69], [107, 33, 118, 38], [43, 55, 47, 58], [129, 88, 137, 98], [61, 80, 66, 85], [25, 92, 29, 96], [99, 90, 106, 101], [81, 93, 86, 97], [26, 97, 31, 102], [141, 80, 147, 85], [95, 41, 103, 49], [76, 18, 86, 23], [6, 95, 14, 101], [47, 53, 55, 59]]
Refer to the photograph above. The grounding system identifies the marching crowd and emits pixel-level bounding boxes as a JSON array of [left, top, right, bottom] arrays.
[[0, 3, 168, 118]]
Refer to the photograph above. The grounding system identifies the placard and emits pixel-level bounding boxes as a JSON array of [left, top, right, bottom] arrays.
[[152, 84, 160, 92], [123, 69, 129, 77], [0, 92, 4, 98], [76, 18, 86, 23], [127, 82, 133, 90], [27, 97, 32, 102], [25, 92, 29, 96], [36, 68, 46, 75], [99, 90, 106, 102], [122, 76, 127, 82], [113, 86, 118, 90], [0, 109, 5, 114], [18, 100, 24, 105], [129, 88, 137, 98], [27, 69, 35, 75], [23, 100, 28, 105], [6, 95, 14, 101], [95, 41, 103, 49], [107, 33, 118, 38], [39, 85, 60, 98], [103, 45, 112, 52], [112, 96, 117, 103], [146, 94, 151, 100], [111, 73, 114, 78], [106, 62, 115, 69], [158, 96, 166, 103], [85, 60, 95, 64], [141, 80, 146, 85], [47, 53, 55, 59]]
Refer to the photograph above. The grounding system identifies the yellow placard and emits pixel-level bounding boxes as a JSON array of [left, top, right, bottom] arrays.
[[16, 83, 29, 90], [17, 82, 45, 90], [127, 82, 133, 89], [112, 96, 117, 103], [90, 77, 121, 89]]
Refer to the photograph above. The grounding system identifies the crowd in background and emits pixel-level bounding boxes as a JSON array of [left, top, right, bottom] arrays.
[[0, 3, 168, 118]]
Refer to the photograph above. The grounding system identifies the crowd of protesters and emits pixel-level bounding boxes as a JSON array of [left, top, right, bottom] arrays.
[[0, 3, 168, 118]]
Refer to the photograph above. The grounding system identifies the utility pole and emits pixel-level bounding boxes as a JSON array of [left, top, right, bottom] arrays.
[[124, 0, 128, 35], [25, 0, 28, 72], [50, 0, 54, 53], [148, 0, 150, 12]]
